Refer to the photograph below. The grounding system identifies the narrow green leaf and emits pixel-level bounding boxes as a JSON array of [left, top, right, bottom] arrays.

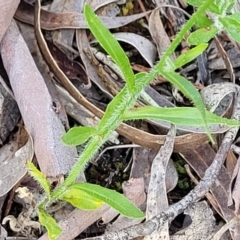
[[219, 17, 240, 44], [27, 161, 51, 198], [70, 183, 145, 219], [84, 4, 135, 90], [38, 209, 62, 240], [174, 43, 208, 69], [160, 71, 213, 142], [61, 126, 97, 146], [59, 187, 103, 210], [187, 26, 218, 45], [122, 106, 240, 127]]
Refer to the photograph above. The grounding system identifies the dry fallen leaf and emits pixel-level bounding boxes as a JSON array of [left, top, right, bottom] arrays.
[[145, 125, 176, 240], [15, 1, 150, 30], [112, 32, 157, 67], [0, 129, 34, 197], [0, 0, 20, 41], [0, 20, 78, 178]]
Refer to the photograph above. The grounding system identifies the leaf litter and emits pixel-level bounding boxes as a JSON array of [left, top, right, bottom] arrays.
[[1, 0, 240, 239]]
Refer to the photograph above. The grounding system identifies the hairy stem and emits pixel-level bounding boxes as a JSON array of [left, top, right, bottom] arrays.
[[49, 0, 214, 203], [157, 0, 214, 70]]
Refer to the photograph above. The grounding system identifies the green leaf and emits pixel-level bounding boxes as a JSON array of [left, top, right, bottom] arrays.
[[213, 0, 235, 13], [38, 209, 62, 240], [27, 161, 51, 198], [69, 182, 145, 219], [219, 17, 240, 44], [84, 4, 135, 90], [187, 26, 218, 45], [134, 72, 147, 80], [160, 71, 213, 142], [174, 43, 208, 69], [61, 126, 97, 146], [59, 187, 103, 210], [122, 106, 240, 127], [164, 57, 176, 72], [187, 0, 221, 14], [194, 13, 212, 28], [225, 12, 240, 22]]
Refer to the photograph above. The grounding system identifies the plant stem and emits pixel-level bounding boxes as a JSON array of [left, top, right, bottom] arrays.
[[49, 0, 214, 203], [157, 0, 214, 70]]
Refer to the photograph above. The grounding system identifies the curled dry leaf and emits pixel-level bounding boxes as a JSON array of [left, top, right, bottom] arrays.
[[149, 7, 173, 60], [15, 1, 151, 30], [0, 129, 34, 197], [112, 32, 157, 67], [200, 82, 238, 112], [90, 31, 156, 84]]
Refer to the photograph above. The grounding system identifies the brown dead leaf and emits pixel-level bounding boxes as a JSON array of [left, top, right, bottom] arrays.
[[180, 143, 240, 239], [214, 36, 235, 83], [49, 0, 82, 48], [0, 128, 34, 197], [15, 1, 151, 30], [47, 40, 89, 85], [228, 155, 240, 214], [226, 150, 238, 176], [153, 0, 186, 32], [149, 7, 174, 60]]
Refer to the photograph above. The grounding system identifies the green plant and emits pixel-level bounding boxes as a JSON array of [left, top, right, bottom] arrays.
[[28, 1, 240, 239]]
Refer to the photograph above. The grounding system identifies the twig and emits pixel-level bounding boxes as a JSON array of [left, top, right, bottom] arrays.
[[136, 0, 149, 22], [83, 89, 240, 240], [184, 164, 223, 219]]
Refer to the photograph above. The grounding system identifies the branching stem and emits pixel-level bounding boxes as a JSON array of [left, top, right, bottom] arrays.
[[49, 0, 214, 204]]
